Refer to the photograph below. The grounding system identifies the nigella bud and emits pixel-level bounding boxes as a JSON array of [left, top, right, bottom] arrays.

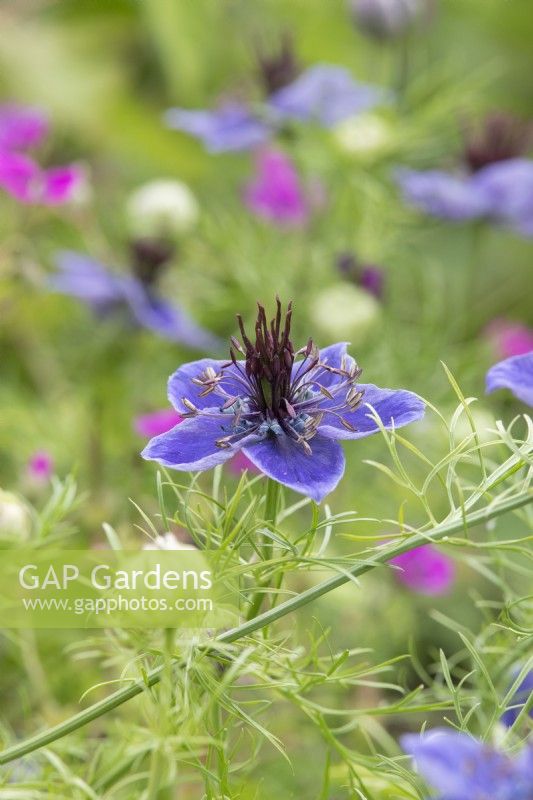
[[333, 112, 393, 161], [126, 179, 199, 239], [359, 265, 385, 299], [130, 237, 175, 286], [335, 252, 385, 299], [0, 490, 31, 540], [349, 0, 427, 41], [143, 532, 197, 550]]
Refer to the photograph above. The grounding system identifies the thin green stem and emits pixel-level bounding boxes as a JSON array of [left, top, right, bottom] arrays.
[[246, 478, 281, 620], [0, 490, 530, 766]]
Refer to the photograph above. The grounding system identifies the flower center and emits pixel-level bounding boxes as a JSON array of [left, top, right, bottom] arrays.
[[256, 34, 300, 96], [463, 113, 530, 173], [186, 299, 365, 454]]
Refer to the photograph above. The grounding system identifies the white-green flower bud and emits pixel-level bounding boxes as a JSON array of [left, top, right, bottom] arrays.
[[334, 112, 393, 159], [143, 532, 197, 550], [127, 180, 199, 238], [311, 283, 381, 346], [0, 490, 31, 539]]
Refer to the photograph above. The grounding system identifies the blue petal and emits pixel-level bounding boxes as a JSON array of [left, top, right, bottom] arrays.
[[164, 104, 271, 153], [268, 64, 384, 127], [317, 342, 353, 385], [396, 168, 490, 220], [319, 383, 425, 440], [473, 158, 533, 237], [50, 251, 128, 310], [242, 433, 345, 503], [516, 745, 533, 787], [125, 284, 222, 351], [401, 729, 513, 798], [292, 342, 353, 393], [168, 359, 247, 413], [486, 353, 533, 406], [141, 409, 237, 471], [501, 669, 533, 728]]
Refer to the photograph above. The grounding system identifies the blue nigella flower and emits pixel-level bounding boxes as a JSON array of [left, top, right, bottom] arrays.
[[502, 668, 533, 728], [402, 728, 533, 800], [486, 352, 533, 406], [141, 300, 424, 502], [396, 113, 533, 236], [50, 250, 221, 351], [165, 64, 385, 153], [164, 104, 272, 154], [267, 65, 384, 127], [397, 160, 533, 236]]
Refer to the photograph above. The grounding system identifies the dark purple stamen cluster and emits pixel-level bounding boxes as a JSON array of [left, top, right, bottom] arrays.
[[464, 113, 531, 173], [256, 34, 300, 96], [186, 299, 364, 455]]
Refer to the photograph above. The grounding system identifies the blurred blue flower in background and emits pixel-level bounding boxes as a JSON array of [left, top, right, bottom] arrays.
[[268, 64, 384, 127], [397, 159, 533, 235], [486, 352, 533, 406], [402, 728, 533, 800], [165, 64, 385, 153], [164, 103, 272, 154], [397, 113, 533, 236], [142, 300, 424, 502], [50, 251, 221, 351]]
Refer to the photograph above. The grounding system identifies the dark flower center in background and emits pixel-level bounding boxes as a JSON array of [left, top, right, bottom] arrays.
[[130, 237, 175, 286], [463, 112, 531, 173], [256, 34, 300, 96]]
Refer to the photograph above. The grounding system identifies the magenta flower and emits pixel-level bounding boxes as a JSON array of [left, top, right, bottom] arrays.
[[0, 103, 83, 206], [244, 149, 309, 226], [134, 408, 183, 438], [141, 300, 425, 503], [391, 544, 455, 595], [485, 319, 533, 359], [26, 450, 54, 483], [0, 150, 83, 206], [0, 104, 49, 151]]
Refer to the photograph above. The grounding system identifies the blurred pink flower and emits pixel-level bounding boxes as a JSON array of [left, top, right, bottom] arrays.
[[243, 148, 309, 226], [0, 103, 83, 206], [0, 104, 49, 151], [0, 151, 83, 205], [26, 450, 54, 483], [485, 318, 533, 359], [391, 544, 455, 595], [227, 451, 262, 475], [134, 408, 183, 437]]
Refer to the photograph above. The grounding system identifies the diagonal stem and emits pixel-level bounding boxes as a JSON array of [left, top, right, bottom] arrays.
[[0, 490, 530, 766]]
